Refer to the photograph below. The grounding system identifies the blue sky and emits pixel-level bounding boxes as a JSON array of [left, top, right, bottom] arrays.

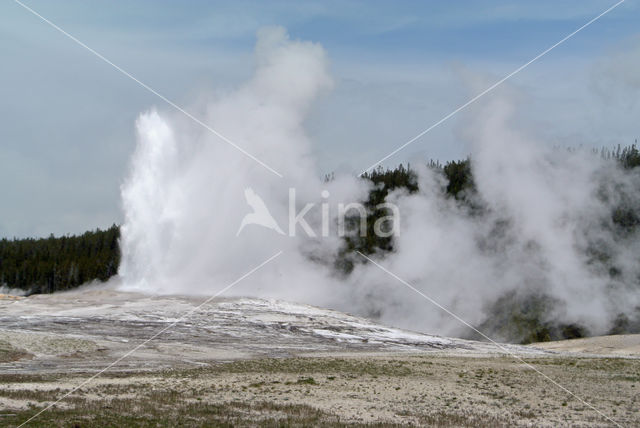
[[1, 0, 639, 237]]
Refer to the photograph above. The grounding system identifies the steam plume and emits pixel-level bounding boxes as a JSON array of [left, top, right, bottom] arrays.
[[119, 27, 640, 340]]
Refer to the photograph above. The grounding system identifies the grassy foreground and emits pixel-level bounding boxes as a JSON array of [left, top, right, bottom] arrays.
[[1, 354, 638, 427]]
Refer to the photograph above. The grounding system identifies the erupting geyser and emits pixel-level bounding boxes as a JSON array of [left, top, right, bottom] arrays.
[[118, 27, 640, 341]]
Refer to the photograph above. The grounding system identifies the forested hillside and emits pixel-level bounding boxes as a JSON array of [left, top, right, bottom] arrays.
[[348, 144, 640, 343], [0, 225, 120, 294]]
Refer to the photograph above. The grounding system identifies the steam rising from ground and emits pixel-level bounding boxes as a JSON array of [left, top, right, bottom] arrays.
[[120, 28, 640, 339], [350, 97, 640, 337], [120, 27, 366, 303]]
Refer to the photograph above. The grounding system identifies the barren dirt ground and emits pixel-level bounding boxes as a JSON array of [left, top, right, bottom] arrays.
[[531, 334, 640, 357], [1, 290, 639, 427], [1, 354, 638, 427]]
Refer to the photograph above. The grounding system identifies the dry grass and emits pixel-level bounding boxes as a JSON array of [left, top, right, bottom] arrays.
[[1, 354, 638, 427], [0, 340, 31, 363]]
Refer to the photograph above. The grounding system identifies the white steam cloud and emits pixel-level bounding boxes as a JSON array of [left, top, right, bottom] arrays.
[[119, 27, 640, 340], [119, 27, 366, 303], [348, 94, 640, 337]]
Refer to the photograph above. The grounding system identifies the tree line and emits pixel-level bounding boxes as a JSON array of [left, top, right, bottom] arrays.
[[0, 225, 120, 294]]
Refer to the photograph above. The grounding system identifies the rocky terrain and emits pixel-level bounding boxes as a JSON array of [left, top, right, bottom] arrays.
[[0, 288, 546, 374], [1, 288, 638, 427]]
